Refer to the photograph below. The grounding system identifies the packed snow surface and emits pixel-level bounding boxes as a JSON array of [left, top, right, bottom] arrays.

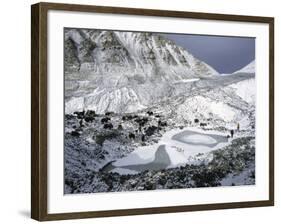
[[229, 78, 255, 104], [181, 134, 217, 144], [111, 127, 230, 174]]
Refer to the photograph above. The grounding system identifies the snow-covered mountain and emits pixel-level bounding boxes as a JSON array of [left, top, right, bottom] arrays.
[[233, 60, 255, 74], [65, 29, 218, 78], [64, 29, 219, 114], [64, 30, 257, 193]]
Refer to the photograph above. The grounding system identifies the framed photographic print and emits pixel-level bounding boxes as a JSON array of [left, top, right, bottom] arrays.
[[31, 2, 274, 221]]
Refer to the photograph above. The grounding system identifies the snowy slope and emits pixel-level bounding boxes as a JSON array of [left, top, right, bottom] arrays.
[[146, 72, 256, 133], [228, 78, 255, 104], [177, 95, 237, 122], [65, 29, 219, 79], [233, 60, 255, 74], [64, 29, 219, 114]]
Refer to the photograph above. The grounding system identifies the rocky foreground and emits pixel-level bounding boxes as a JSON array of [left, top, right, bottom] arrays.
[[64, 110, 255, 194]]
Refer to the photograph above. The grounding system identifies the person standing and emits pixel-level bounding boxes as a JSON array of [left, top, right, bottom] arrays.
[[230, 129, 234, 138], [79, 118, 84, 128], [237, 123, 240, 131]]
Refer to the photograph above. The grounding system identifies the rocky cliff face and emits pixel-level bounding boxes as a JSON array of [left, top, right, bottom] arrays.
[[64, 28, 219, 114]]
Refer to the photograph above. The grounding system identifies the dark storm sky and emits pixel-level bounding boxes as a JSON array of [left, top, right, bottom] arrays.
[[163, 33, 255, 74]]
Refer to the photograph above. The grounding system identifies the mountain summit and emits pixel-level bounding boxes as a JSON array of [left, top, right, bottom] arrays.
[[65, 29, 218, 79], [64, 29, 220, 114], [233, 60, 255, 74]]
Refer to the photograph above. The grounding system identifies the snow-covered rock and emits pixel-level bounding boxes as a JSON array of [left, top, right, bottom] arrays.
[[64, 28, 219, 114], [177, 95, 237, 122]]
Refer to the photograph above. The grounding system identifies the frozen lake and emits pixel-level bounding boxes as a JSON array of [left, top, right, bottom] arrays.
[[103, 128, 229, 174], [172, 130, 228, 148]]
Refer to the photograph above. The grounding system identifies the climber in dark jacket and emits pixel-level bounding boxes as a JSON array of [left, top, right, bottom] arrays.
[[230, 129, 234, 138]]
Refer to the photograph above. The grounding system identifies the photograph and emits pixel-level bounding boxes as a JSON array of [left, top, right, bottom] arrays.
[[64, 28, 256, 194]]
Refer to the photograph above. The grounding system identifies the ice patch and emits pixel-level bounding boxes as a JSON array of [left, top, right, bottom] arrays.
[[110, 168, 139, 175], [181, 134, 217, 144], [113, 146, 157, 167], [173, 78, 200, 84], [165, 146, 188, 167], [112, 127, 230, 174]]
